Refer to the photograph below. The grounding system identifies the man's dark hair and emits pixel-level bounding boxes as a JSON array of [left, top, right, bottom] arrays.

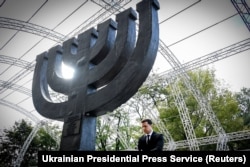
[[141, 119, 153, 125]]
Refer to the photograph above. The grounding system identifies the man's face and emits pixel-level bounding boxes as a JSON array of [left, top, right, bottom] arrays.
[[141, 122, 152, 134]]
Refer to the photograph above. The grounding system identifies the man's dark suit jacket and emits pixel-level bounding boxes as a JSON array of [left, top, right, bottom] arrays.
[[138, 131, 164, 151]]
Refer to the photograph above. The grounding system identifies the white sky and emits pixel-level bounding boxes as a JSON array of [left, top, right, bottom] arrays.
[[153, 0, 250, 92]]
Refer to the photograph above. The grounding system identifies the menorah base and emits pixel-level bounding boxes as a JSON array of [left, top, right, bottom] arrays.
[[59, 114, 96, 151]]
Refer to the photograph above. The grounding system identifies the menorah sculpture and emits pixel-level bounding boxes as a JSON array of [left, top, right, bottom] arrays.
[[32, 0, 160, 151]]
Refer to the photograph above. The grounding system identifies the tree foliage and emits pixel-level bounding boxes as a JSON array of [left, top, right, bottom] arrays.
[[138, 69, 249, 150], [235, 87, 250, 127], [0, 119, 61, 166], [94, 75, 250, 150], [230, 87, 250, 150], [96, 108, 140, 151]]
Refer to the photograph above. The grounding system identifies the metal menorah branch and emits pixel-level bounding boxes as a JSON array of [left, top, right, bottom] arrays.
[[32, 0, 160, 151]]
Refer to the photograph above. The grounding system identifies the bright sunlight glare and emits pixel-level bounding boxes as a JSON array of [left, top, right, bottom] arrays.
[[61, 62, 75, 79]]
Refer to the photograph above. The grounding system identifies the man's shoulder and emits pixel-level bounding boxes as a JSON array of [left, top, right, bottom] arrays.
[[152, 131, 163, 136], [152, 132, 163, 139], [139, 134, 145, 139]]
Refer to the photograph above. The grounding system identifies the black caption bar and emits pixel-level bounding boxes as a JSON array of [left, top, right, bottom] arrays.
[[38, 151, 249, 167]]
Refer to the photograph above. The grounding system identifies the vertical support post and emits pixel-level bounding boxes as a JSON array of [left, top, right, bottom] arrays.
[[79, 116, 97, 150], [60, 114, 97, 151]]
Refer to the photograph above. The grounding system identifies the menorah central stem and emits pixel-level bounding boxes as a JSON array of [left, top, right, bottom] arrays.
[[60, 114, 96, 151]]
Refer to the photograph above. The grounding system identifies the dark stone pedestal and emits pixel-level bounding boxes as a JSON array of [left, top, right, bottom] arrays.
[[60, 114, 96, 151]]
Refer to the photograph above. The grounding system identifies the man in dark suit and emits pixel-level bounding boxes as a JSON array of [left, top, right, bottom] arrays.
[[138, 119, 164, 151]]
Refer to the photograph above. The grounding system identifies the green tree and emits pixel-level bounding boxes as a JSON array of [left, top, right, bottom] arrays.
[[36, 122, 61, 151], [0, 119, 36, 166], [235, 87, 250, 127], [138, 69, 247, 150], [96, 116, 112, 151], [95, 107, 140, 151], [230, 87, 250, 150], [111, 108, 140, 150], [0, 119, 61, 166]]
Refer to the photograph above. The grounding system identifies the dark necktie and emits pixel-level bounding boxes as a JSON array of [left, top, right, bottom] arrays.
[[146, 135, 150, 144]]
